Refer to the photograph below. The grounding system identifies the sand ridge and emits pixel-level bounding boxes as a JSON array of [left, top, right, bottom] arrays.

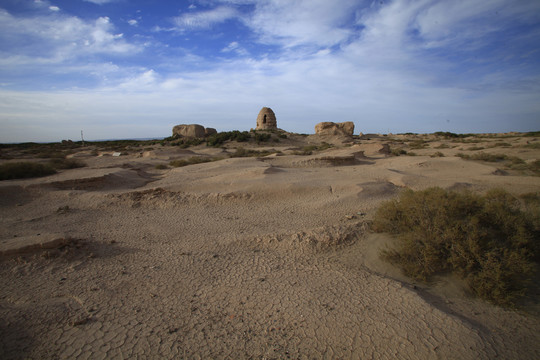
[[1, 133, 539, 359]]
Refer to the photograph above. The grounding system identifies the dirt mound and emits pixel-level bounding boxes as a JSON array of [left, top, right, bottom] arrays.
[[49, 169, 153, 191], [357, 181, 401, 200], [254, 223, 368, 252], [109, 187, 253, 208]]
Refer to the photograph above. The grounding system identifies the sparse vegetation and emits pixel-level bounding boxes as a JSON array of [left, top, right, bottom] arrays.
[[390, 148, 407, 156], [434, 144, 450, 149], [0, 162, 56, 180], [523, 142, 540, 149], [170, 138, 204, 148], [169, 157, 218, 167], [155, 164, 168, 170], [491, 142, 512, 148], [206, 131, 251, 147], [433, 131, 473, 139], [48, 158, 86, 170], [230, 147, 276, 158], [373, 187, 539, 306], [430, 152, 444, 158], [457, 152, 507, 162], [408, 140, 429, 149], [253, 133, 272, 143], [457, 152, 539, 175], [293, 142, 333, 155]]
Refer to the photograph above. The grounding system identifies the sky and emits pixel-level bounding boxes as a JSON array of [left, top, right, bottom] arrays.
[[1, 0, 539, 142]]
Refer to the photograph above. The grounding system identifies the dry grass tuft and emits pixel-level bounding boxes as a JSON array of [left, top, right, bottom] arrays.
[[0, 162, 57, 180], [373, 187, 539, 306]]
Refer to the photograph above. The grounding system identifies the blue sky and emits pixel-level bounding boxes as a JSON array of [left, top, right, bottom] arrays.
[[1, 0, 539, 142]]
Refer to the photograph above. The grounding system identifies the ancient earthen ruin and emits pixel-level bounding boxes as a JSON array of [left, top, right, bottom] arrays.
[[256, 107, 277, 130]]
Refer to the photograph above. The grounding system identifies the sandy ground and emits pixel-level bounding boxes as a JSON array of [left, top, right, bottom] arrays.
[[1, 133, 539, 359]]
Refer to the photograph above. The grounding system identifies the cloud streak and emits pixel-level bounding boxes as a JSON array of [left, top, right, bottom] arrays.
[[0, 0, 539, 142], [173, 6, 238, 30]]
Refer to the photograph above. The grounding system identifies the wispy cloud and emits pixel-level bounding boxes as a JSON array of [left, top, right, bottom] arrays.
[[221, 41, 248, 56], [0, 10, 140, 62], [83, 0, 118, 4], [173, 6, 238, 30], [0, 0, 539, 142], [244, 0, 358, 48]]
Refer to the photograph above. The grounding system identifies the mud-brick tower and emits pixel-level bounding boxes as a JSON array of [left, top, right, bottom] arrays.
[[256, 107, 277, 130]]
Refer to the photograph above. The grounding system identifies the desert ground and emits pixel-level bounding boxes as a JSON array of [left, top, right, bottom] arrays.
[[1, 131, 539, 359]]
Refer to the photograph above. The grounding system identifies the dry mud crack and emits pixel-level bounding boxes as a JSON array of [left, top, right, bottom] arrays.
[[1, 140, 539, 359]]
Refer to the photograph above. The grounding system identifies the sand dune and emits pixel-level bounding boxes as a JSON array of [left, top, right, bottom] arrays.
[[1, 133, 539, 359]]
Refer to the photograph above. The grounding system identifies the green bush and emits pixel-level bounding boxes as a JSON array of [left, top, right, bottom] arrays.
[[206, 131, 251, 147], [171, 138, 204, 148], [254, 133, 271, 143], [0, 162, 56, 180], [373, 187, 538, 306]]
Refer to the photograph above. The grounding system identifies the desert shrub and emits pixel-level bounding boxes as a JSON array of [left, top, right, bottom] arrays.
[[390, 148, 407, 156], [278, 133, 288, 139], [171, 138, 204, 148], [230, 147, 274, 158], [430, 152, 444, 158], [373, 187, 538, 306], [293, 142, 333, 155], [155, 164, 168, 170], [458, 152, 538, 175], [523, 142, 540, 149], [491, 142, 512, 148], [434, 144, 450, 149], [408, 140, 429, 149], [206, 131, 251, 147], [458, 152, 506, 162], [0, 162, 56, 180], [434, 131, 461, 138], [254, 133, 272, 143], [48, 158, 86, 169], [467, 146, 485, 151], [169, 157, 215, 167], [37, 151, 67, 159]]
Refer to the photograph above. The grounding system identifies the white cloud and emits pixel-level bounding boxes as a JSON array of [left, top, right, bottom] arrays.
[[3, 43, 538, 143], [1, 0, 539, 142], [221, 41, 248, 55], [414, 0, 540, 48], [173, 6, 238, 30], [83, 0, 117, 4], [244, 0, 358, 48], [0, 10, 141, 65], [128, 19, 138, 26], [49, 5, 60, 12], [116, 69, 158, 91]]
